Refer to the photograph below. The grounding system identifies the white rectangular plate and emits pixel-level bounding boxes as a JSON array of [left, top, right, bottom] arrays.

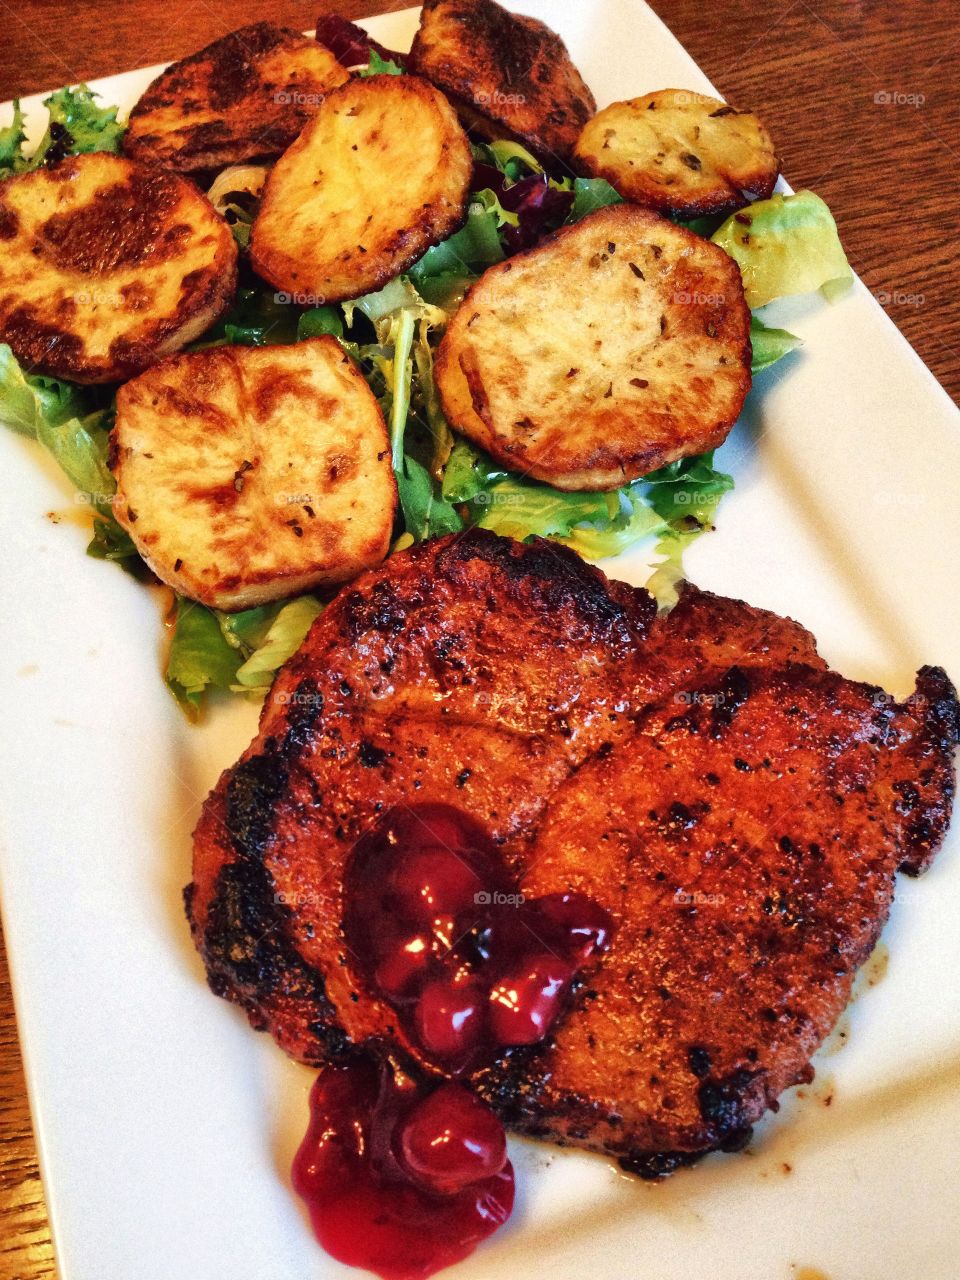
[[2, 5, 959, 1279]]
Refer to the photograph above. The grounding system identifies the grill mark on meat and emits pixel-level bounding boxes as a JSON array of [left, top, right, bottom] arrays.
[[195, 679, 347, 1055], [619, 1149, 703, 1179], [697, 1069, 761, 1137], [709, 665, 751, 735], [435, 531, 648, 638]]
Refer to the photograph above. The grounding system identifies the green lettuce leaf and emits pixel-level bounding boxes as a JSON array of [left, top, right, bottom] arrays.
[[472, 186, 519, 228], [473, 476, 619, 543], [470, 138, 543, 185], [344, 275, 445, 326], [560, 490, 665, 559], [751, 315, 802, 375], [5, 86, 125, 173], [1, 342, 105, 496], [0, 342, 88, 434], [210, 285, 301, 347], [217, 603, 281, 653], [407, 199, 505, 306], [344, 278, 455, 507], [642, 453, 735, 609], [167, 593, 324, 716], [0, 344, 147, 571], [484, 138, 543, 177], [86, 507, 142, 567], [343, 280, 464, 504], [226, 207, 253, 249], [442, 440, 686, 562], [397, 453, 464, 540], [441, 438, 508, 504], [643, 453, 734, 526], [360, 49, 404, 76], [41, 85, 123, 157], [35, 410, 114, 499], [410, 321, 454, 479], [676, 212, 727, 239], [232, 596, 324, 690], [387, 308, 416, 469], [645, 529, 692, 611], [711, 190, 853, 308], [0, 101, 26, 176], [569, 177, 624, 222], [166, 598, 243, 720], [297, 306, 344, 341]]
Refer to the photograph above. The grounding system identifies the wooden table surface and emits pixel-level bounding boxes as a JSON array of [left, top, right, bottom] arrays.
[[0, 2, 957, 1277]]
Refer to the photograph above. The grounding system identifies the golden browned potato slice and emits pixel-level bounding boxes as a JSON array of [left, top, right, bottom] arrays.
[[122, 22, 350, 173], [110, 339, 397, 610], [434, 205, 751, 491], [409, 0, 595, 162], [575, 89, 779, 218], [0, 153, 237, 384], [250, 74, 472, 304]]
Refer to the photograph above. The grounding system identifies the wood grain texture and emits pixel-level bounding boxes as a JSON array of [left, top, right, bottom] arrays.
[[0, 927, 56, 1280], [0, 3, 957, 1277]]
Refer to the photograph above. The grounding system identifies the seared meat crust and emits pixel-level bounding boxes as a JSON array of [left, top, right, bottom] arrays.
[[479, 662, 959, 1168], [189, 531, 958, 1168]]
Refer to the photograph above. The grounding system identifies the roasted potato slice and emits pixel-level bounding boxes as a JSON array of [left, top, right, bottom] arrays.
[[110, 339, 397, 610], [0, 153, 237, 384], [123, 22, 350, 173], [575, 89, 779, 218], [409, 0, 596, 162], [250, 74, 472, 304], [434, 205, 751, 491]]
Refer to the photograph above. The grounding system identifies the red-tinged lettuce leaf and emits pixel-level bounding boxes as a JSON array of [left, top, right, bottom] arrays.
[[467, 158, 573, 253], [314, 14, 408, 69], [500, 175, 574, 252]]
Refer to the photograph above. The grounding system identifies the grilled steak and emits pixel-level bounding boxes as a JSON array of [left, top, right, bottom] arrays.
[[188, 530, 958, 1169]]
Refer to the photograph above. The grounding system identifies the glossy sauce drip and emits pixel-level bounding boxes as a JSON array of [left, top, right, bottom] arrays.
[[293, 1058, 513, 1280], [294, 805, 614, 1279]]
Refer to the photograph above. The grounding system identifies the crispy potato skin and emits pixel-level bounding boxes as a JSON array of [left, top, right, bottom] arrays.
[[123, 22, 350, 172], [250, 74, 472, 304], [110, 338, 397, 609], [434, 205, 752, 490], [0, 153, 237, 384], [409, 0, 596, 163], [575, 89, 779, 218]]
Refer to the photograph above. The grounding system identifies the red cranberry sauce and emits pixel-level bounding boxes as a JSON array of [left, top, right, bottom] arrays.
[[294, 805, 613, 1279], [293, 1057, 514, 1280], [343, 804, 613, 1073]]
